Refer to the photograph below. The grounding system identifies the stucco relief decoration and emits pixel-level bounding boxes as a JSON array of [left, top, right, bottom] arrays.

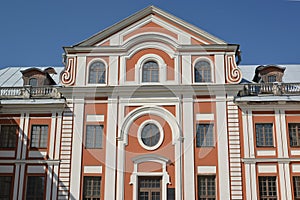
[[226, 55, 242, 83], [61, 57, 77, 86]]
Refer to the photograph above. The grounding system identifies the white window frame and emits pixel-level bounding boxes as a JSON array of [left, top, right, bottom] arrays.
[[192, 57, 214, 84], [130, 154, 170, 200], [137, 120, 164, 151], [86, 58, 108, 86], [135, 54, 166, 85]]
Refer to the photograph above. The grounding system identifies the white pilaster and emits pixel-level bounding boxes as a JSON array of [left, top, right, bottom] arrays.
[[46, 165, 53, 200], [13, 164, 20, 200], [182, 95, 195, 200], [69, 99, 85, 199], [76, 56, 87, 86], [21, 113, 30, 159], [216, 96, 230, 199], [181, 55, 191, 84], [279, 110, 289, 157], [104, 98, 118, 200], [284, 163, 292, 199], [247, 110, 255, 158], [214, 54, 225, 84], [275, 109, 284, 157], [16, 113, 25, 159], [109, 56, 119, 86], [250, 163, 257, 200], [17, 163, 26, 199], [48, 112, 57, 159]]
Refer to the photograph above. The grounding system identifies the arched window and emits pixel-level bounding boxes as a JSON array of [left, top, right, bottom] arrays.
[[29, 78, 38, 86], [142, 61, 159, 82], [194, 61, 211, 83], [88, 61, 106, 84]]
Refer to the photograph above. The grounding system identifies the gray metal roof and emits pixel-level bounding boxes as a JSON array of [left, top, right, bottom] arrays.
[[238, 64, 300, 83], [0, 66, 64, 87]]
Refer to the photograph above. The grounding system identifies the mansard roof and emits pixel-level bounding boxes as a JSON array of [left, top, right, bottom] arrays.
[[73, 5, 227, 47]]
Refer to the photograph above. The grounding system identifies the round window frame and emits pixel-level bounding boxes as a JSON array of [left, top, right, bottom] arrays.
[[137, 120, 164, 151]]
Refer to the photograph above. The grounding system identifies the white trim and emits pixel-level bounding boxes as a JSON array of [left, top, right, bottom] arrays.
[[284, 163, 292, 199], [17, 164, 26, 199], [214, 54, 225, 84], [257, 165, 277, 173], [86, 114, 105, 122], [54, 112, 62, 160], [181, 55, 191, 84], [137, 119, 164, 151], [275, 109, 283, 157], [0, 151, 15, 157], [27, 165, 46, 173], [136, 53, 166, 84], [130, 154, 170, 200], [250, 163, 258, 200], [192, 56, 215, 84], [0, 165, 14, 173], [46, 165, 53, 200], [197, 166, 216, 174], [28, 151, 47, 158], [256, 150, 276, 156], [291, 150, 300, 156], [83, 166, 102, 174], [196, 113, 214, 121], [86, 58, 108, 86], [292, 164, 300, 173]]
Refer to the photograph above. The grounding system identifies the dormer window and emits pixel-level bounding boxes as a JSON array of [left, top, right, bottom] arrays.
[[253, 65, 286, 83], [21, 67, 57, 86]]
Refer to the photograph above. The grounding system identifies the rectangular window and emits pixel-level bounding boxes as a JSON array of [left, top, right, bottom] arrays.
[[83, 176, 101, 200], [196, 124, 214, 147], [30, 125, 48, 148], [198, 175, 216, 200], [289, 123, 300, 147], [138, 176, 162, 200], [0, 176, 12, 199], [258, 176, 277, 200], [86, 125, 103, 148], [256, 123, 274, 147], [294, 176, 300, 199], [26, 176, 45, 200], [0, 125, 18, 148]]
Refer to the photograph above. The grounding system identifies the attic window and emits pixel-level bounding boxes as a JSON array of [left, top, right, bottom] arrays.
[[267, 75, 277, 83], [29, 78, 38, 86]]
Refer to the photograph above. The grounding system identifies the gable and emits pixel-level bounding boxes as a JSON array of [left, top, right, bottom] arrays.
[[74, 6, 226, 47]]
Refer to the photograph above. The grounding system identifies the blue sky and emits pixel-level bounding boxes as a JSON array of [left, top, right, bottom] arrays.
[[0, 0, 299, 68]]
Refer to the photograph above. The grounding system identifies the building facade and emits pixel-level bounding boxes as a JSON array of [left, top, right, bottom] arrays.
[[0, 6, 300, 200]]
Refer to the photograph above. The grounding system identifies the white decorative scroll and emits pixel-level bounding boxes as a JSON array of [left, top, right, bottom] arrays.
[[61, 57, 77, 86], [225, 55, 242, 83]]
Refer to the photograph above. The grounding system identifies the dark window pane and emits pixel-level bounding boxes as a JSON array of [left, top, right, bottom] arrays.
[[0, 176, 12, 200], [196, 124, 214, 147], [83, 176, 101, 200], [198, 175, 216, 200], [258, 176, 277, 199], [256, 123, 273, 147], [29, 78, 38, 86], [89, 61, 106, 84], [30, 125, 48, 148], [26, 176, 45, 200], [194, 61, 211, 83], [141, 123, 160, 147], [142, 61, 159, 83], [0, 125, 18, 148], [85, 125, 103, 148], [289, 124, 300, 147]]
